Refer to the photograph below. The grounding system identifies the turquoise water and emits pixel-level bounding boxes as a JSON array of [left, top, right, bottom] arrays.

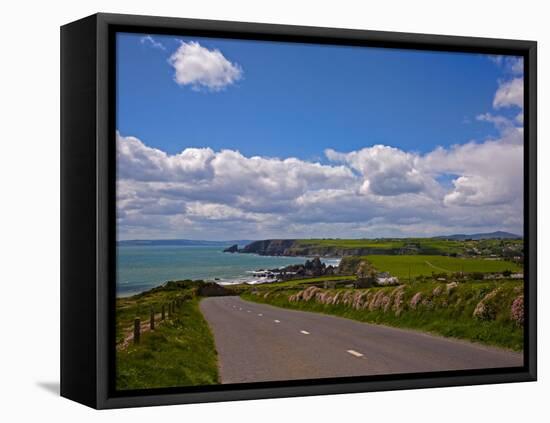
[[117, 245, 339, 297]]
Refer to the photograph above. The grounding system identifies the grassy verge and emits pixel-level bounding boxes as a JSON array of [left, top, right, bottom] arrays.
[[116, 282, 219, 390], [242, 280, 524, 351]]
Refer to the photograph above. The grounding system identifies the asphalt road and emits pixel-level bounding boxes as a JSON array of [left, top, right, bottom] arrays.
[[200, 296, 523, 384]]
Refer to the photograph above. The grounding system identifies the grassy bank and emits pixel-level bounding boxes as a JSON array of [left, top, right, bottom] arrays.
[[242, 280, 524, 351], [116, 281, 219, 390]]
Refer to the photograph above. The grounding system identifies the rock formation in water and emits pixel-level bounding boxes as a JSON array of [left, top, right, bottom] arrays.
[[223, 244, 239, 253]]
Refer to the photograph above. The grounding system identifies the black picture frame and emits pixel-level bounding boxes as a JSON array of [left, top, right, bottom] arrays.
[[61, 12, 537, 409]]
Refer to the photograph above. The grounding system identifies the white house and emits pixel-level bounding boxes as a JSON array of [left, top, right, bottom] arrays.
[[377, 275, 399, 285]]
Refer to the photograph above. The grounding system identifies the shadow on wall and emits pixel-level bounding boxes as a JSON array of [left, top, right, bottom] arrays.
[[36, 381, 60, 396]]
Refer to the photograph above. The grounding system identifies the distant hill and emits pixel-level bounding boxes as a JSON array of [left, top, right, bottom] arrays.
[[117, 239, 253, 247], [433, 231, 521, 241]]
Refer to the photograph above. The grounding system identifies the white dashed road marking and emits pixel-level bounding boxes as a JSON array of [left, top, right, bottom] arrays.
[[300, 330, 310, 335], [347, 350, 364, 358], [274, 320, 280, 323], [247, 310, 251, 313], [258, 313, 263, 316]]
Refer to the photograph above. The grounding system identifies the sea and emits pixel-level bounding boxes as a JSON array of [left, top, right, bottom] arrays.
[[117, 245, 340, 297]]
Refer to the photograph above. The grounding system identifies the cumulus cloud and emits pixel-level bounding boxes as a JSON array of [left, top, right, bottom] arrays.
[[116, 127, 523, 240], [476, 113, 523, 145], [117, 134, 216, 181], [493, 77, 524, 109], [116, 132, 357, 237], [168, 41, 242, 91], [140, 35, 166, 51], [509, 58, 524, 75], [489, 55, 523, 75], [422, 139, 523, 207], [116, 58, 524, 239], [444, 175, 504, 207], [325, 145, 431, 196], [515, 112, 524, 124]]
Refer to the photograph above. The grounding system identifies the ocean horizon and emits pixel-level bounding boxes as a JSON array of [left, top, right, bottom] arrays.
[[117, 244, 340, 297]]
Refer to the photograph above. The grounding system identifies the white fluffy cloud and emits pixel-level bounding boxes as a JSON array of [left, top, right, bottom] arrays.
[[168, 41, 242, 91], [493, 77, 523, 109], [489, 56, 523, 75], [476, 113, 523, 145], [117, 135, 216, 181], [116, 58, 524, 239], [489, 54, 523, 111], [116, 132, 358, 238], [116, 126, 523, 240], [325, 145, 431, 196], [423, 138, 523, 207]]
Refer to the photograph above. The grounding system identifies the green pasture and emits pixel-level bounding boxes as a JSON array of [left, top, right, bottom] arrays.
[[366, 255, 522, 279]]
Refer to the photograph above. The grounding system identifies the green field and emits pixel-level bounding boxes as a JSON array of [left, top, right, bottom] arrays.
[[296, 239, 407, 249], [294, 238, 481, 255], [366, 255, 522, 279]]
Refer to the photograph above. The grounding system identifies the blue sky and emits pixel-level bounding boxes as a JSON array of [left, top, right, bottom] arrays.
[[116, 33, 524, 240], [117, 33, 511, 159]]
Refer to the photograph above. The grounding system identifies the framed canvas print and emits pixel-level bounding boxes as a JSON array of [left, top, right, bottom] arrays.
[[60, 13, 537, 409]]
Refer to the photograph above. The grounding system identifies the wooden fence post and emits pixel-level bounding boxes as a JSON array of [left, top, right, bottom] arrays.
[[161, 304, 165, 320], [133, 318, 140, 345], [150, 307, 155, 330]]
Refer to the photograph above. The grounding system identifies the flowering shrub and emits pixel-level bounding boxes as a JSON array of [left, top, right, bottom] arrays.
[[473, 288, 501, 320], [369, 290, 386, 311], [341, 291, 353, 306], [318, 292, 334, 305], [382, 295, 392, 312], [446, 282, 458, 293], [432, 285, 443, 296], [410, 292, 422, 309], [352, 291, 365, 309], [392, 287, 406, 316], [473, 301, 490, 320], [510, 295, 524, 326], [302, 286, 321, 301], [361, 291, 373, 309]]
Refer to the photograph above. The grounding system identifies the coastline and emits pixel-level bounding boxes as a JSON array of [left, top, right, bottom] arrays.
[[116, 248, 341, 298]]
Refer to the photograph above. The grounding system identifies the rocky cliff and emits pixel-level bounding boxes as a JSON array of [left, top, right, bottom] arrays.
[[239, 239, 397, 257], [240, 239, 297, 255], [223, 244, 239, 253]]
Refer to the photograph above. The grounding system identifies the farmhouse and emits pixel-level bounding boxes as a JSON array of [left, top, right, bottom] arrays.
[[376, 274, 399, 285]]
